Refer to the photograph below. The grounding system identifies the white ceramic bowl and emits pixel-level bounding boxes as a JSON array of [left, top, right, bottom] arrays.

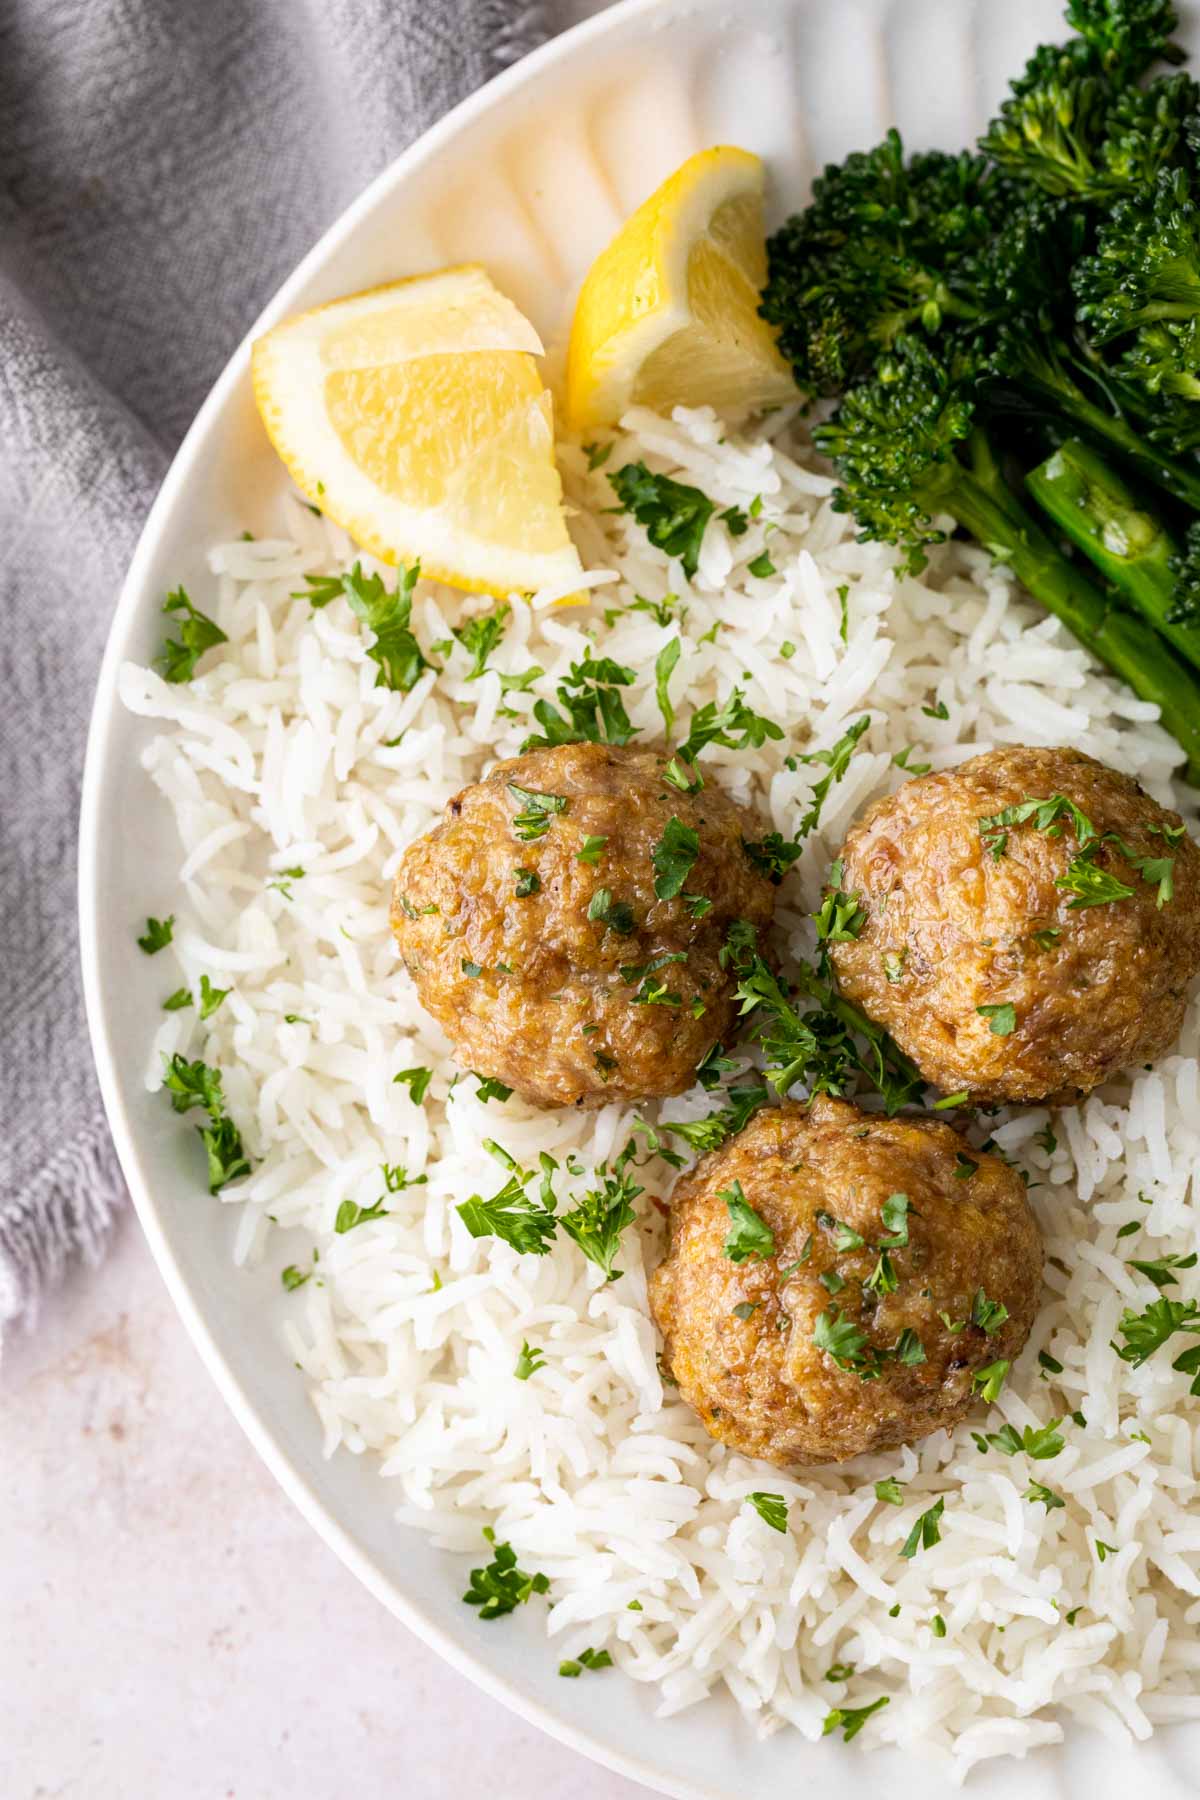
[[80, 2, 1200, 1794]]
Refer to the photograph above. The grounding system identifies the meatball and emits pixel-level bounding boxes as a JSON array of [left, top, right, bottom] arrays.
[[390, 741, 777, 1108], [649, 1097, 1042, 1467], [829, 746, 1200, 1105]]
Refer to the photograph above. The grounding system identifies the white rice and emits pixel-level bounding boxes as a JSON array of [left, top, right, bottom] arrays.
[[120, 403, 1200, 1781]]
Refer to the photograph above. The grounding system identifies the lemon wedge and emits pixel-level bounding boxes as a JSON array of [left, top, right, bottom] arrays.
[[566, 146, 797, 434], [252, 265, 584, 599]]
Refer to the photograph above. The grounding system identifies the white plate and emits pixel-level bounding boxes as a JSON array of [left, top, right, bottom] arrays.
[[79, 2, 1200, 1794]]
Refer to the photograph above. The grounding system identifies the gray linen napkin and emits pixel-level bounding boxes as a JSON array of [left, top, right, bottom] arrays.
[[0, 0, 558, 1334]]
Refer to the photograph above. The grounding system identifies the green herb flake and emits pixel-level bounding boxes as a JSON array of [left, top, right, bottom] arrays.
[[610, 461, 715, 580], [474, 1073, 513, 1105], [514, 867, 541, 897], [795, 716, 870, 837], [1026, 1482, 1066, 1510], [138, 915, 175, 955], [972, 1359, 1010, 1402], [822, 1696, 889, 1743], [900, 1496, 945, 1560], [162, 987, 192, 1011], [462, 1528, 550, 1619], [155, 586, 228, 683], [577, 835, 608, 867], [558, 1646, 612, 1677], [513, 1340, 546, 1381], [393, 1066, 433, 1103], [198, 973, 230, 1020], [652, 816, 700, 900], [874, 1477, 905, 1505], [281, 1265, 311, 1291], [721, 1182, 776, 1263], [587, 888, 636, 935], [335, 1197, 387, 1234], [747, 551, 776, 579], [655, 636, 682, 736], [452, 602, 509, 680], [746, 1491, 789, 1533], [508, 783, 569, 841], [976, 1002, 1016, 1036]]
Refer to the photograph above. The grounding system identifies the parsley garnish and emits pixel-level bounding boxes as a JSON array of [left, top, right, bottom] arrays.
[[923, 699, 949, 720], [462, 1528, 550, 1619], [335, 1197, 387, 1233], [198, 974, 230, 1020], [720, 504, 750, 537], [513, 1341, 545, 1381], [453, 602, 509, 679], [584, 441, 613, 471], [721, 1183, 775, 1263], [474, 1073, 513, 1105], [393, 1066, 433, 1103], [577, 835, 607, 866], [1095, 1539, 1117, 1562], [610, 461, 715, 580], [747, 551, 776, 579], [742, 831, 803, 883], [972, 1359, 1010, 1401], [1113, 1296, 1200, 1366], [677, 686, 783, 765], [559, 1151, 643, 1282], [652, 816, 700, 900], [746, 1492, 789, 1533], [655, 637, 681, 736], [900, 1496, 945, 1559], [978, 794, 1098, 862], [1127, 1251, 1198, 1289], [508, 783, 568, 841], [813, 1306, 870, 1371], [457, 1153, 559, 1257], [983, 1418, 1064, 1459], [976, 1002, 1016, 1036], [281, 1265, 311, 1291], [163, 987, 192, 1011], [336, 562, 429, 692], [1026, 1482, 1065, 1510], [156, 587, 227, 683], [138, 915, 175, 954], [795, 716, 870, 837], [1056, 855, 1136, 909], [587, 888, 636, 934], [822, 1696, 889, 1743], [558, 1647, 612, 1677], [522, 654, 638, 751], [160, 1053, 249, 1193], [514, 867, 540, 897], [874, 1478, 905, 1505]]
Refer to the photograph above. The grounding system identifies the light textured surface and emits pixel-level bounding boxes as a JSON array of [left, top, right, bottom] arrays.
[[0, 0, 556, 1332], [2, 1210, 651, 1799]]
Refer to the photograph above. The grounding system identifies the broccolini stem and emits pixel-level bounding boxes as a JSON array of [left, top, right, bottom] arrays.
[[1026, 439, 1200, 677], [947, 438, 1200, 778], [1018, 365, 1200, 512]]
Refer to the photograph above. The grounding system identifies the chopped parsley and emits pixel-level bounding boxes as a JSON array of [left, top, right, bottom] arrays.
[[721, 1183, 775, 1263], [1113, 1296, 1200, 1367], [971, 1359, 1010, 1402], [577, 835, 607, 866], [583, 440, 613, 471], [198, 974, 230, 1020], [652, 816, 700, 900], [335, 1197, 386, 1233], [587, 888, 636, 934], [746, 1491, 789, 1533], [1095, 1539, 1117, 1563], [812, 887, 869, 960], [462, 1528, 549, 1619], [747, 551, 776, 579], [978, 794, 1098, 862], [923, 699, 950, 720], [720, 504, 750, 536], [655, 637, 681, 735], [336, 562, 430, 692], [874, 1478, 905, 1505], [513, 1341, 546, 1381], [452, 601, 509, 679], [732, 1300, 760, 1321], [558, 1150, 643, 1282], [953, 1152, 979, 1180], [281, 1264, 311, 1291], [474, 1074, 513, 1105], [1056, 855, 1136, 909], [558, 1647, 612, 1677], [982, 1418, 1064, 1459], [457, 1155, 559, 1257], [822, 1696, 889, 1742], [900, 1496, 945, 1560], [892, 745, 930, 775], [156, 586, 227, 683], [813, 1306, 870, 1371], [522, 654, 638, 751], [1127, 1251, 1198, 1289], [508, 783, 569, 841], [742, 831, 803, 883], [976, 1002, 1016, 1036], [882, 947, 907, 984], [1026, 1482, 1065, 1510], [137, 915, 175, 954], [160, 1053, 249, 1193], [677, 685, 783, 765], [970, 1289, 1010, 1335], [825, 1663, 856, 1682], [609, 461, 715, 580], [514, 867, 541, 897], [393, 1066, 433, 1103], [795, 716, 870, 837], [162, 987, 192, 1011]]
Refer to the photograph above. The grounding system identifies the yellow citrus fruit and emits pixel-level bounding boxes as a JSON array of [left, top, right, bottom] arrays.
[[566, 146, 796, 434], [252, 265, 584, 599]]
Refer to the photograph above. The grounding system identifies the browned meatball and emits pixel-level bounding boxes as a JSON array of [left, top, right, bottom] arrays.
[[649, 1097, 1042, 1467], [390, 742, 777, 1108], [829, 746, 1200, 1105]]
